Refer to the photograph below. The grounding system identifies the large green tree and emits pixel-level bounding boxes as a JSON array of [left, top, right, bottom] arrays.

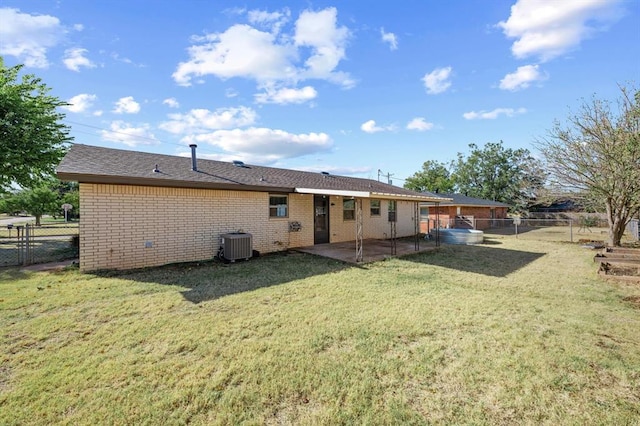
[[16, 184, 59, 226], [404, 160, 455, 193], [452, 141, 545, 211], [0, 178, 77, 225], [537, 85, 640, 246], [0, 58, 72, 191]]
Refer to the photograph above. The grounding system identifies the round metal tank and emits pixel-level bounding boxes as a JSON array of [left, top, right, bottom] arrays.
[[430, 228, 484, 244]]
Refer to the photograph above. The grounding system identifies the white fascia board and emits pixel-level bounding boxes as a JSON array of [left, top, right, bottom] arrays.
[[294, 188, 371, 198], [373, 192, 452, 202]]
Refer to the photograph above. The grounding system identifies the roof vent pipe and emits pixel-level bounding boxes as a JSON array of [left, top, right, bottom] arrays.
[[189, 144, 197, 171]]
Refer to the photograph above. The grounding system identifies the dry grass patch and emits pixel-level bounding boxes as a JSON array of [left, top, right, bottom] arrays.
[[1, 240, 639, 424]]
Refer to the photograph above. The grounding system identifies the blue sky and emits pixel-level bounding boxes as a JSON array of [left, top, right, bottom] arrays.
[[2, 0, 639, 185]]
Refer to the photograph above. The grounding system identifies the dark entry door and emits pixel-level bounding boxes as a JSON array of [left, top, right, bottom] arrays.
[[314, 195, 330, 244]]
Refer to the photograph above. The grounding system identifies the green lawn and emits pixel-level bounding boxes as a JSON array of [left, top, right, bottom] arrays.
[[1, 239, 639, 425]]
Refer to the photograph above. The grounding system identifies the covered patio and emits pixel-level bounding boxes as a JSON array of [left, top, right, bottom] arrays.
[[295, 187, 448, 263], [295, 238, 439, 264]]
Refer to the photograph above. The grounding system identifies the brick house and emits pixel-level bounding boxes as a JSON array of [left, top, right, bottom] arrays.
[[57, 144, 448, 271], [420, 193, 509, 232]]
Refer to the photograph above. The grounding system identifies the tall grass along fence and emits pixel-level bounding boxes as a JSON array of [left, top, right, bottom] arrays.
[[0, 223, 79, 267]]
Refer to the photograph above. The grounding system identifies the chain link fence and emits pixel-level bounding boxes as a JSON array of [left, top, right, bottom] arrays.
[[0, 223, 79, 267], [469, 218, 639, 244]]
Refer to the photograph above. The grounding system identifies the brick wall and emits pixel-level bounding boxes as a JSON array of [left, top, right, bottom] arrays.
[[79, 184, 423, 271], [79, 184, 314, 271]]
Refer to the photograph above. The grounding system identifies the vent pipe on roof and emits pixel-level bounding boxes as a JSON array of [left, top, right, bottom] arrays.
[[189, 144, 197, 171]]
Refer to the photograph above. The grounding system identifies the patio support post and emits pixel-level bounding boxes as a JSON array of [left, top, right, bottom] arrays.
[[355, 198, 363, 262], [435, 202, 440, 247], [390, 215, 397, 255], [414, 201, 420, 251]]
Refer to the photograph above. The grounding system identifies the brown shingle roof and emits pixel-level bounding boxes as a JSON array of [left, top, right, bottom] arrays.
[[57, 144, 449, 202]]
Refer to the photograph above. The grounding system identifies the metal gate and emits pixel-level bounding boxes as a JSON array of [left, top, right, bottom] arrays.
[[1, 223, 79, 267], [628, 219, 640, 241]]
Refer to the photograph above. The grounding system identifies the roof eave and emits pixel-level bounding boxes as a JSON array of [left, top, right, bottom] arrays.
[[56, 171, 294, 193]]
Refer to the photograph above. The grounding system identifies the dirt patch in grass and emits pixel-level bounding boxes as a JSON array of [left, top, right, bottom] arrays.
[[622, 296, 640, 308]]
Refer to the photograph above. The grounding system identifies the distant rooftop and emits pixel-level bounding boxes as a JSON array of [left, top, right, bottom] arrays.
[[422, 192, 510, 207]]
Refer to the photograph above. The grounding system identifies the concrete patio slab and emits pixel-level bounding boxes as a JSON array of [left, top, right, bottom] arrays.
[[295, 239, 438, 263]]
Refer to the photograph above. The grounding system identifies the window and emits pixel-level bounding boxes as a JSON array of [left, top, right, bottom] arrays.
[[420, 206, 429, 221], [370, 199, 381, 216], [343, 198, 355, 221], [269, 194, 288, 218]]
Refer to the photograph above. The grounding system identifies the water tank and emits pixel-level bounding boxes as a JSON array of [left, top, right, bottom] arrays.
[[431, 228, 484, 245]]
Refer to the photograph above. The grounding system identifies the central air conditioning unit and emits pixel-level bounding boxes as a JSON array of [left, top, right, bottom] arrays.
[[220, 233, 253, 262]]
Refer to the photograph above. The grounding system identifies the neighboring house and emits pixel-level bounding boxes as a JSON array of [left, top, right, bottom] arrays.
[[57, 144, 448, 271], [420, 193, 509, 232], [529, 198, 583, 213]]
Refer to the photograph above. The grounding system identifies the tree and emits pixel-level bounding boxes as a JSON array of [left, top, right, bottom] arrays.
[[14, 184, 59, 226], [0, 192, 23, 215], [452, 141, 545, 211], [0, 178, 78, 225], [404, 160, 455, 193], [0, 58, 72, 192], [537, 85, 640, 246]]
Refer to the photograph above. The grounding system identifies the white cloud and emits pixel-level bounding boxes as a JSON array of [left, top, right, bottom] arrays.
[[100, 121, 157, 147], [294, 8, 351, 86], [113, 96, 141, 114], [160, 106, 257, 134], [63, 47, 96, 72], [497, 0, 624, 62], [184, 127, 333, 163], [463, 107, 527, 120], [173, 24, 297, 86], [361, 119, 394, 134], [499, 64, 547, 91], [62, 93, 97, 113], [110, 52, 145, 67], [255, 85, 317, 104], [173, 7, 353, 89], [162, 98, 180, 108], [381, 28, 398, 50], [0, 8, 66, 68], [406, 117, 434, 131], [247, 8, 290, 34], [422, 67, 452, 94]]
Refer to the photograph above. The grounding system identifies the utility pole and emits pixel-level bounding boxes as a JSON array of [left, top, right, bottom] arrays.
[[378, 169, 394, 184]]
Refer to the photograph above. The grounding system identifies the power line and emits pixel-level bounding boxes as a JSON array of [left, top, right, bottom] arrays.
[[377, 169, 394, 184]]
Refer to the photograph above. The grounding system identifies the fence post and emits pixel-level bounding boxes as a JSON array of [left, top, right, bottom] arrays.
[[569, 219, 573, 243], [24, 224, 31, 266]]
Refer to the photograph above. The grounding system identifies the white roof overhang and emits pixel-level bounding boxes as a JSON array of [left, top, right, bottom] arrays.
[[295, 187, 450, 202], [294, 188, 370, 198]]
